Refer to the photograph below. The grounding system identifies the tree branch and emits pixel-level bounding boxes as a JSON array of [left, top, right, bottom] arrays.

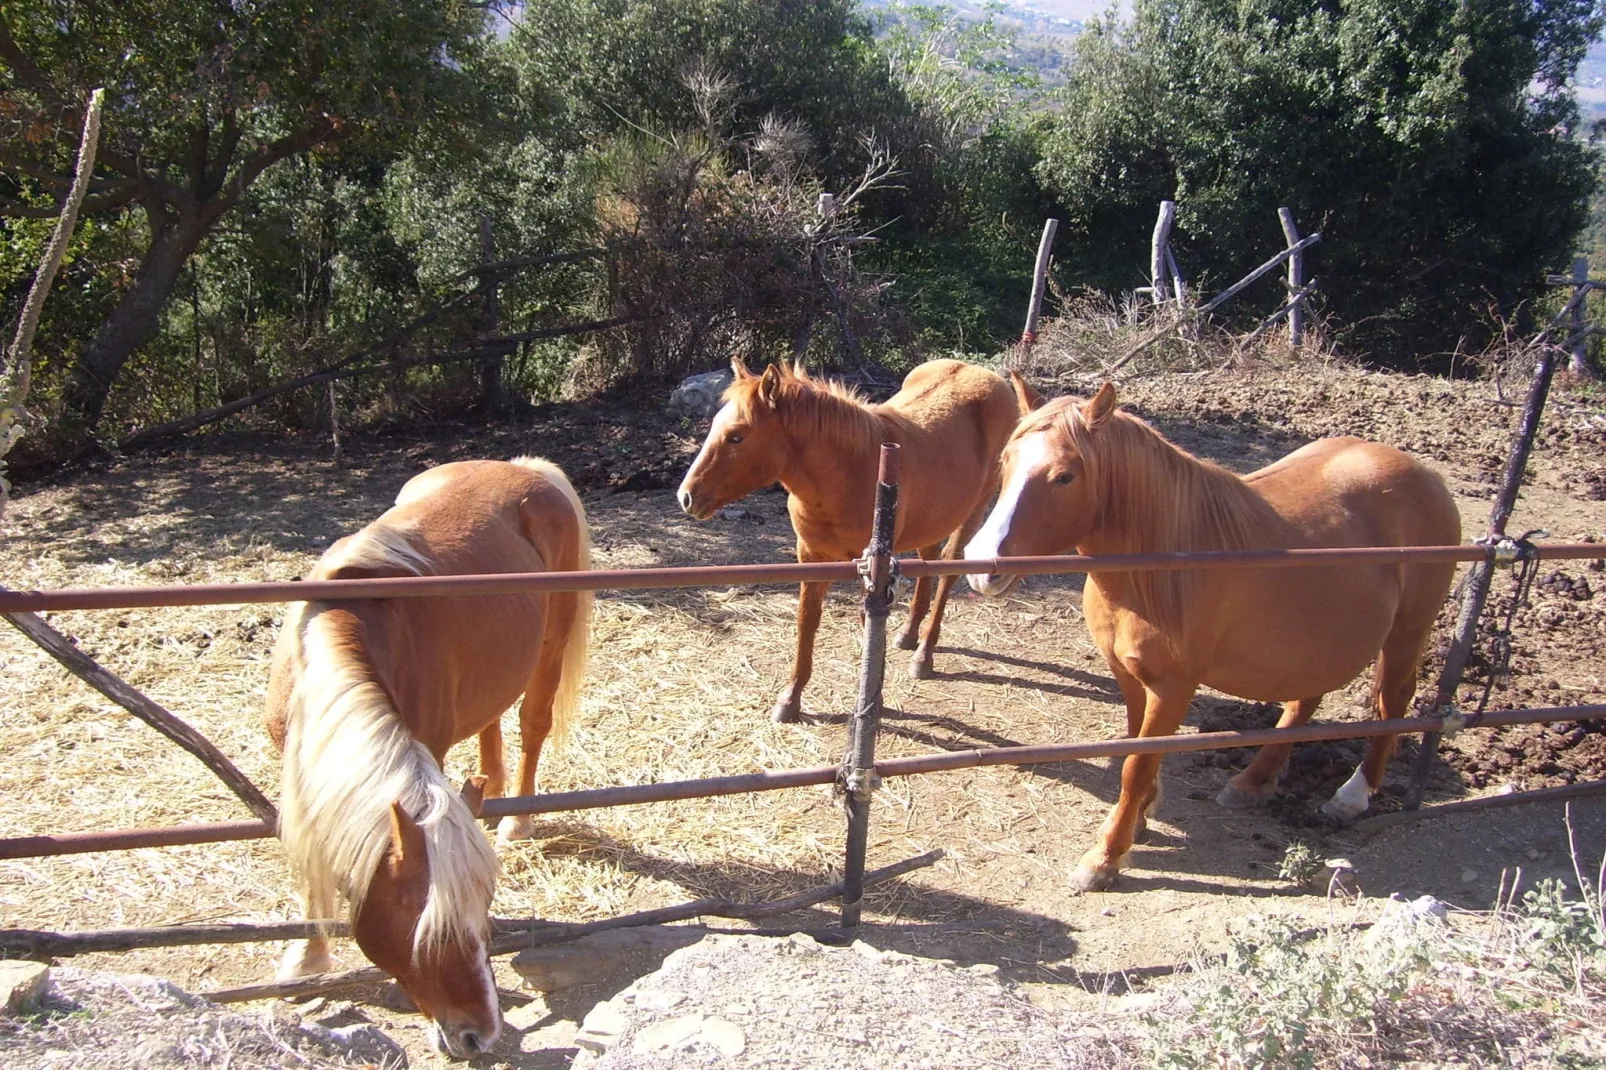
[[0, 19, 66, 108]]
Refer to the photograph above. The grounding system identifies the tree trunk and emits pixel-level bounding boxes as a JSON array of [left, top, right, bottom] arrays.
[[61, 208, 209, 429]]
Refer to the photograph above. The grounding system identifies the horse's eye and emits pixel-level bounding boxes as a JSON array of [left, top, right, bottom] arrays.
[[727, 433, 744, 445], [1053, 472, 1074, 485]]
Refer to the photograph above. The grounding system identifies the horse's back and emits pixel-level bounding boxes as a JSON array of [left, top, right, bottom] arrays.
[[884, 359, 1018, 457]]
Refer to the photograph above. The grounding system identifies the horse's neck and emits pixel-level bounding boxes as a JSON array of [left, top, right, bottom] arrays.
[[1089, 421, 1274, 556], [778, 389, 885, 503]]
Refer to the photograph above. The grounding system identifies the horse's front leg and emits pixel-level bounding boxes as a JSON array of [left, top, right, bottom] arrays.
[[1218, 696, 1324, 808], [774, 578, 831, 723], [276, 885, 338, 981], [1071, 682, 1195, 893], [895, 542, 942, 653]]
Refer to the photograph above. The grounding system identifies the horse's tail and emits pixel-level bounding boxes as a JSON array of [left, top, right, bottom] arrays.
[[510, 456, 593, 748]]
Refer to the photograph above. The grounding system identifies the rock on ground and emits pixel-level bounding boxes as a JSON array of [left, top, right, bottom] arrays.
[[572, 932, 1122, 1069], [0, 967, 406, 1069]]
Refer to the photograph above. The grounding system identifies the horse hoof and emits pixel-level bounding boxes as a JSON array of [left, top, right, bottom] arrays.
[[496, 815, 535, 844], [1068, 864, 1117, 894], [1215, 782, 1268, 810], [908, 653, 934, 680], [277, 943, 333, 982], [894, 629, 920, 651], [1320, 796, 1367, 821], [773, 699, 802, 724]]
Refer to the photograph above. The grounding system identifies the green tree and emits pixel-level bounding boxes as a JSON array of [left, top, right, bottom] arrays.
[[0, 0, 488, 432], [1038, 0, 1605, 363]]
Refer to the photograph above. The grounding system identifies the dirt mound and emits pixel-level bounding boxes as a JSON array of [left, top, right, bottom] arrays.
[[572, 932, 1123, 1069], [0, 966, 406, 1068]]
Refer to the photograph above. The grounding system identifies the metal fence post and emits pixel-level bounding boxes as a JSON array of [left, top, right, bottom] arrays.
[[840, 442, 900, 930]]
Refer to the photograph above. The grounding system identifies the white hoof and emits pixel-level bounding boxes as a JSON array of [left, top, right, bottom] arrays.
[[277, 940, 333, 981], [1321, 767, 1373, 820], [496, 814, 536, 844]]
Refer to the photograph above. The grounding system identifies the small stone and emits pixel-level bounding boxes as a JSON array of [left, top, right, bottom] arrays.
[[698, 1016, 747, 1057], [1100, 907, 1116, 916], [325, 1023, 406, 1066], [511, 946, 598, 993], [0, 961, 51, 1014], [574, 1000, 629, 1054], [1525, 848, 1541, 861], [717, 506, 747, 520], [631, 1013, 704, 1055], [965, 963, 1001, 978], [1461, 869, 1480, 883]]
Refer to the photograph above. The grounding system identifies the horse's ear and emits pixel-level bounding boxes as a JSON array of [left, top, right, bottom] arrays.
[[730, 355, 751, 379], [387, 801, 428, 880], [1083, 382, 1117, 428], [758, 363, 782, 407], [1008, 370, 1045, 415]]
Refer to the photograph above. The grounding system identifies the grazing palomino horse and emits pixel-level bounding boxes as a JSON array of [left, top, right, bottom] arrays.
[[678, 358, 1025, 721], [265, 457, 592, 1057], [964, 384, 1459, 892]]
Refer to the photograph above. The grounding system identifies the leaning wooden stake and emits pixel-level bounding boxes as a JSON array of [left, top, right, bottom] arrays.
[[204, 848, 945, 1004], [1150, 201, 1176, 306], [1017, 217, 1059, 363], [1359, 780, 1606, 838], [840, 443, 900, 930], [1404, 341, 1561, 809], [1278, 208, 1306, 348], [0, 601, 278, 825]]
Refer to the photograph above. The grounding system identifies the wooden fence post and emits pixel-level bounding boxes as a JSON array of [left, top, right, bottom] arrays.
[[1278, 207, 1305, 348], [1150, 201, 1176, 306], [1014, 218, 1059, 368], [1570, 256, 1589, 377], [477, 214, 504, 410]]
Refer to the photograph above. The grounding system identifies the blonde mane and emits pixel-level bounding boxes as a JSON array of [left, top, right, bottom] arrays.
[[276, 524, 498, 962], [725, 362, 880, 455], [1022, 397, 1280, 635]]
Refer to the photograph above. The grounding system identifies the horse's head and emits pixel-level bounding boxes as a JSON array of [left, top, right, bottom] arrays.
[[965, 382, 1117, 596], [352, 802, 501, 1059], [677, 357, 791, 519]]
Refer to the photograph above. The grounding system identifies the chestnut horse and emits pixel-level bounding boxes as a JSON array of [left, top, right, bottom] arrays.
[[964, 385, 1459, 892], [265, 457, 592, 1057], [678, 358, 1026, 721]]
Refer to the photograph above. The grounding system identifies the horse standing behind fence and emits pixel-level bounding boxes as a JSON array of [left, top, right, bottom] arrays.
[[964, 384, 1460, 892], [264, 457, 592, 1057], [678, 358, 1028, 722]]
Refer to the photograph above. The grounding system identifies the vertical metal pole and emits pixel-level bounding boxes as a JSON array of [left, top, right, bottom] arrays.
[[841, 442, 900, 930], [1404, 343, 1560, 808]]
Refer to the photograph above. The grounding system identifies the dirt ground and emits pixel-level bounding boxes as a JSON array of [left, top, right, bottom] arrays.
[[1, 363, 1604, 1067]]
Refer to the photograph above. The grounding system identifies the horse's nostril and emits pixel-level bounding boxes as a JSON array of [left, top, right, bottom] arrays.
[[676, 488, 693, 514], [460, 1029, 484, 1053]]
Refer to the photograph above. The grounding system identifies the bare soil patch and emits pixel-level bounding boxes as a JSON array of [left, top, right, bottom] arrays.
[[0, 365, 1603, 1066]]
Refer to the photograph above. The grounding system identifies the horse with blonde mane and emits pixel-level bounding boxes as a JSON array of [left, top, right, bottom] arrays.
[[678, 358, 1028, 721], [265, 457, 592, 1057], [965, 384, 1459, 892]]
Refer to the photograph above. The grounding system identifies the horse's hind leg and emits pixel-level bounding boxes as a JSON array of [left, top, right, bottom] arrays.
[[895, 542, 943, 652], [1323, 628, 1431, 820], [498, 597, 582, 844], [477, 720, 508, 802], [1217, 696, 1324, 808]]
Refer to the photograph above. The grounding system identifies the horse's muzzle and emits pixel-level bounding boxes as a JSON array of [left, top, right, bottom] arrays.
[[966, 572, 1015, 598]]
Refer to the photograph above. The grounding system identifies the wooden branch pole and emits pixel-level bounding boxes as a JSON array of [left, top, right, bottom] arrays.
[[1165, 245, 1188, 308], [203, 849, 945, 1004], [1568, 257, 1590, 378], [477, 214, 504, 409], [1278, 208, 1305, 347], [1404, 341, 1562, 808], [1358, 780, 1606, 838], [1019, 217, 1059, 358], [1198, 233, 1321, 314], [1243, 279, 1318, 343], [841, 443, 900, 930], [0, 604, 278, 825], [1150, 201, 1176, 306]]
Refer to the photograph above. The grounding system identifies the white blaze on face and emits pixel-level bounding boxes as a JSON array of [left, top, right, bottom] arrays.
[[677, 400, 736, 516], [965, 433, 1049, 596]]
